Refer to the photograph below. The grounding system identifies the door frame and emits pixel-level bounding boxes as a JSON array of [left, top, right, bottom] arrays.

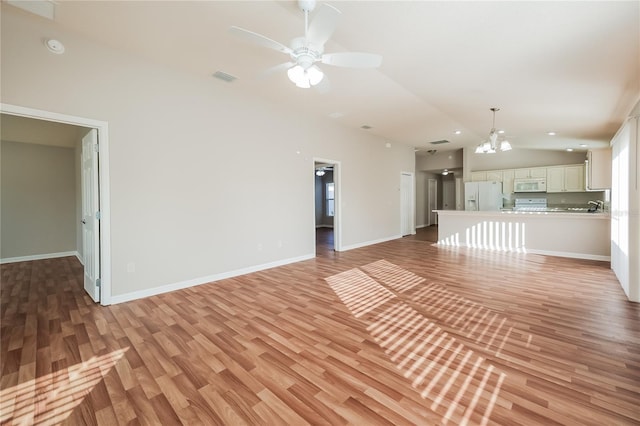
[[1, 103, 112, 306], [313, 157, 341, 253]]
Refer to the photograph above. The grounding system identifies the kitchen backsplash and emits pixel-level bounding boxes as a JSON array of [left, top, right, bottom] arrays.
[[505, 191, 608, 210]]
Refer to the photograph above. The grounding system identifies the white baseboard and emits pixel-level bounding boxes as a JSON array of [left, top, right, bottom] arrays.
[[109, 253, 316, 305], [0, 251, 80, 264], [416, 224, 428, 229], [340, 235, 402, 252], [525, 249, 610, 262], [435, 243, 610, 262]]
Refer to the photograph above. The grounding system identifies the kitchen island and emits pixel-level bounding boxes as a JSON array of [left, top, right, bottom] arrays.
[[434, 210, 611, 261]]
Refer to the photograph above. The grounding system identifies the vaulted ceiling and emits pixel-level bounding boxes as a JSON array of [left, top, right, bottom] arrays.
[[4, 1, 639, 154]]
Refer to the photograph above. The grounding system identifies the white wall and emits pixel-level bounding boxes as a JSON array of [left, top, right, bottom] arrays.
[[416, 149, 463, 172], [0, 141, 77, 259], [611, 113, 640, 302], [0, 7, 414, 300]]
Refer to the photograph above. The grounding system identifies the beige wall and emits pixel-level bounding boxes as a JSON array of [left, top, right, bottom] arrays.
[[1, 141, 77, 259], [1, 7, 414, 298]]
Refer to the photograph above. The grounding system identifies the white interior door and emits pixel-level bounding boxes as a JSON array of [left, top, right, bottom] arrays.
[[82, 129, 100, 302], [400, 172, 414, 236]]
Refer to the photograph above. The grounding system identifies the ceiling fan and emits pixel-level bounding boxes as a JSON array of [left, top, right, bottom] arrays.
[[229, 0, 382, 89]]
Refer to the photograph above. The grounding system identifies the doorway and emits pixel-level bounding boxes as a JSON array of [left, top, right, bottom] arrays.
[[427, 178, 438, 225], [442, 177, 456, 210], [401, 172, 415, 236], [1, 103, 111, 305], [314, 158, 340, 255]]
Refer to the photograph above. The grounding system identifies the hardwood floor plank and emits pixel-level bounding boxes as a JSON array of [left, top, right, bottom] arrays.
[[2, 235, 640, 425]]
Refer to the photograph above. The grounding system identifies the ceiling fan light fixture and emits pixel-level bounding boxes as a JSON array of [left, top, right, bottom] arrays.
[[287, 64, 324, 88]]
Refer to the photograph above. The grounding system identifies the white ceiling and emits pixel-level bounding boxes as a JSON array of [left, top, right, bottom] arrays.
[[5, 0, 640, 155]]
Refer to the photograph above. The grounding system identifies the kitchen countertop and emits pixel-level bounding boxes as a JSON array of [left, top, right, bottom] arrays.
[[434, 210, 610, 219]]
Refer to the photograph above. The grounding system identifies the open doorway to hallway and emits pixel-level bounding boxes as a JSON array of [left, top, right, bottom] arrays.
[[314, 160, 338, 256]]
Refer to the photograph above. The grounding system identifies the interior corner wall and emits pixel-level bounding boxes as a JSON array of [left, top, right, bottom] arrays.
[[0, 140, 77, 259], [1, 8, 415, 300]]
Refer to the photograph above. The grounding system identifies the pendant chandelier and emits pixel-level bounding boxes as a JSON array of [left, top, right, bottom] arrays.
[[475, 108, 512, 154]]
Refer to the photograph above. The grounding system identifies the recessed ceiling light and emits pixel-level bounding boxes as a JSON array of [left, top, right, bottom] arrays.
[[497, 130, 505, 134], [580, 144, 588, 147], [454, 130, 462, 135], [566, 148, 573, 152], [547, 131, 556, 136], [44, 39, 65, 54]]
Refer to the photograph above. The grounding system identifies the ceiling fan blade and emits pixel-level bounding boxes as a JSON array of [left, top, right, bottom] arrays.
[[307, 3, 341, 47], [322, 52, 382, 68], [229, 26, 292, 54], [259, 62, 295, 79]]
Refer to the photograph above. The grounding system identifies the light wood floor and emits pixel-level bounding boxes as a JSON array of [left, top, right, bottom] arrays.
[[2, 234, 639, 425]]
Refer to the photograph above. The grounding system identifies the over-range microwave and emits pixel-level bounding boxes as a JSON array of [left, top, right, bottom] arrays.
[[513, 178, 547, 192]]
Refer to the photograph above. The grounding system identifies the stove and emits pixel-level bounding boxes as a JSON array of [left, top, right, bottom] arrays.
[[514, 198, 548, 212]]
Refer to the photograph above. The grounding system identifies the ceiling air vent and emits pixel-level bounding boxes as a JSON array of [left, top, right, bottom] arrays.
[[361, 125, 372, 130], [430, 140, 450, 145], [212, 71, 237, 83]]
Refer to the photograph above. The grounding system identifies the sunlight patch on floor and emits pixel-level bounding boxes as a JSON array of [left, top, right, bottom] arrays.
[[0, 347, 128, 425], [326, 262, 510, 425]]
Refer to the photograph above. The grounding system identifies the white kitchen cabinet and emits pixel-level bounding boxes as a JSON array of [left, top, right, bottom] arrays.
[[514, 167, 547, 178], [565, 165, 585, 191], [471, 171, 487, 181], [586, 148, 612, 190], [502, 169, 515, 194], [547, 164, 585, 192], [486, 170, 503, 181]]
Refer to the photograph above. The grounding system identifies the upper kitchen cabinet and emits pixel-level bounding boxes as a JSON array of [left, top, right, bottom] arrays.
[[501, 169, 515, 194], [486, 170, 503, 181], [547, 164, 585, 192], [471, 171, 487, 181], [586, 148, 612, 190], [514, 167, 547, 179]]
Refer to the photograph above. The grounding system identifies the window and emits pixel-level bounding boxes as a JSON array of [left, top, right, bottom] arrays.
[[326, 182, 335, 217]]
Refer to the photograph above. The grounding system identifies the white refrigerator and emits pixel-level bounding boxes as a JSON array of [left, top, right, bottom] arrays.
[[465, 181, 503, 211]]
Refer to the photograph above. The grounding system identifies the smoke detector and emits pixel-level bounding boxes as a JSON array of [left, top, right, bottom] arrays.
[[45, 39, 65, 54]]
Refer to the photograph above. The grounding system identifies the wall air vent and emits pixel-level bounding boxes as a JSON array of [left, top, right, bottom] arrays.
[[212, 71, 237, 83], [361, 125, 372, 130], [430, 140, 450, 145]]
